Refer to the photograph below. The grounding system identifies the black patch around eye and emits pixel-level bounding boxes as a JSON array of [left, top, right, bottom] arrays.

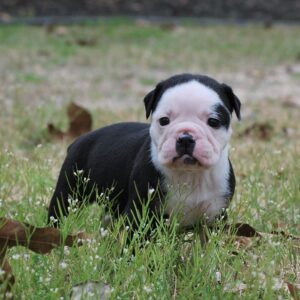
[[207, 118, 221, 128], [213, 104, 231, 129]]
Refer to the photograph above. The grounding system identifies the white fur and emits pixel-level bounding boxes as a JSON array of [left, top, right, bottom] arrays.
[[150, 80, 232, 227]]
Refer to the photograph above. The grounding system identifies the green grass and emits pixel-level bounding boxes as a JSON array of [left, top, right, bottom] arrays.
[[0, 19, 299, 299]]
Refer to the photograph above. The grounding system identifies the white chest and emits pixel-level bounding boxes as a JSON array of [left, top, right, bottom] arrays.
[[163, 165, 230, 227]]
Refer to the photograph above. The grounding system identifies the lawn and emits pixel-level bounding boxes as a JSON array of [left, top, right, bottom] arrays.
[[0, 18, 299, 299]]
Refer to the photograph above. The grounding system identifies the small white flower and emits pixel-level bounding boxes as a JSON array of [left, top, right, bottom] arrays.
[[100, 227, 108, 238], [148, 187, 155, 195], [83, 177, 90, 183], [5, 292, 13, 299], [12, 254, 21, 260], [143, 285, 153, 293], [272, 278, 283, 290], [73, 169, 84, 176], [216, 271, 221, 283], [50, 216, 58, 223], [64, 246, 70, 256], [59, 261, 68, 269]]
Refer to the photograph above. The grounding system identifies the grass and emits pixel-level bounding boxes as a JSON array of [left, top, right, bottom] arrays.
[[0, 19, 299, 299]]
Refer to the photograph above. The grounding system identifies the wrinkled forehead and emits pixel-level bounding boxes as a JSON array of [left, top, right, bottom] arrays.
[[153, 80, 223, 116]]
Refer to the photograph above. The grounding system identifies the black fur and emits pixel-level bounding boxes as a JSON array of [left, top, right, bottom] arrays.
[[48, 123, 164, 226], [213, 103, 231, 129], [144, 73, 241, 120]]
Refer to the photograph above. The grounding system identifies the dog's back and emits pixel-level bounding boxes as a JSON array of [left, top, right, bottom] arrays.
[[48, 122, 151, 223]]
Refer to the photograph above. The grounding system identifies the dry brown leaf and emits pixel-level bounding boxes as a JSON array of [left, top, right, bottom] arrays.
[[287, 282, 300, 300], [0, 245, 15, 296], [48, 102, 92, 141], [239, 122, 274, 140], [75, 37, 97, 47], [270, 230, 300, 241], [225, 223, 300, 256], [0, 218, 92, 292], [0, 218, 92, 253], [225, 223, 262, 238], [47, 123, 64, 140], [67, 102, 92, 138]]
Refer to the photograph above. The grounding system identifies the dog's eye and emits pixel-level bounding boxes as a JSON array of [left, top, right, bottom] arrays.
[[159, 117, 170, 126], [207, 118, 221, 128]]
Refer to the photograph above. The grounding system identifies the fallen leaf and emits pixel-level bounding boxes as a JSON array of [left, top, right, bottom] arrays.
[[0, 253, 15, 295], [47, 123, 64, 140], [71, 281, 111, 300], [48, 102, 92, 141], [0, 218, 92, 291], [287, 282, 300, 300], [75, 37, 97, 47], [67, 102, 92, 138], [239, 122, 274, 140], [270, 230, 300, 241], [225, 223, 262, 238], [0, 218, 93, 253]]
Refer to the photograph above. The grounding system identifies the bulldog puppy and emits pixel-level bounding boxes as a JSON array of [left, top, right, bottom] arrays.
[[48, 74, 241, 230]]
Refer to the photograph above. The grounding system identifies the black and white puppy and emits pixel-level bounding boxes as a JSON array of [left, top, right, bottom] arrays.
[[48, 74, 241, 230]]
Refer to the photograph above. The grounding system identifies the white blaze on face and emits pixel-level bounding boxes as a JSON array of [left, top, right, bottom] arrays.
[[150, 80, 232, 171]]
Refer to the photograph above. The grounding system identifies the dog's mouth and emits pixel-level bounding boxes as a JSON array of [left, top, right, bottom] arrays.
[[173, 154, 199, 166]]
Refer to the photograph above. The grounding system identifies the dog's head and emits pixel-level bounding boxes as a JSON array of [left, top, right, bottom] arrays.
[[145, 74, 241, 171]]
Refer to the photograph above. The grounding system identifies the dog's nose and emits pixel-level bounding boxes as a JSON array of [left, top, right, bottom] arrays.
[[176, 133, 195, 155]]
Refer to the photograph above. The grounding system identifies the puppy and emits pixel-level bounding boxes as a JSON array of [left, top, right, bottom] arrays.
[[48, 74, 241, 230]]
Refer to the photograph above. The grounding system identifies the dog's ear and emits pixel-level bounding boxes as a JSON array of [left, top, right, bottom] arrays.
[[144, 82, 163, 119], [221, 84, 241, 120]]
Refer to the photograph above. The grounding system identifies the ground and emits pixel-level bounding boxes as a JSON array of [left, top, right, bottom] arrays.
[[0, 19, 299, 299]]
